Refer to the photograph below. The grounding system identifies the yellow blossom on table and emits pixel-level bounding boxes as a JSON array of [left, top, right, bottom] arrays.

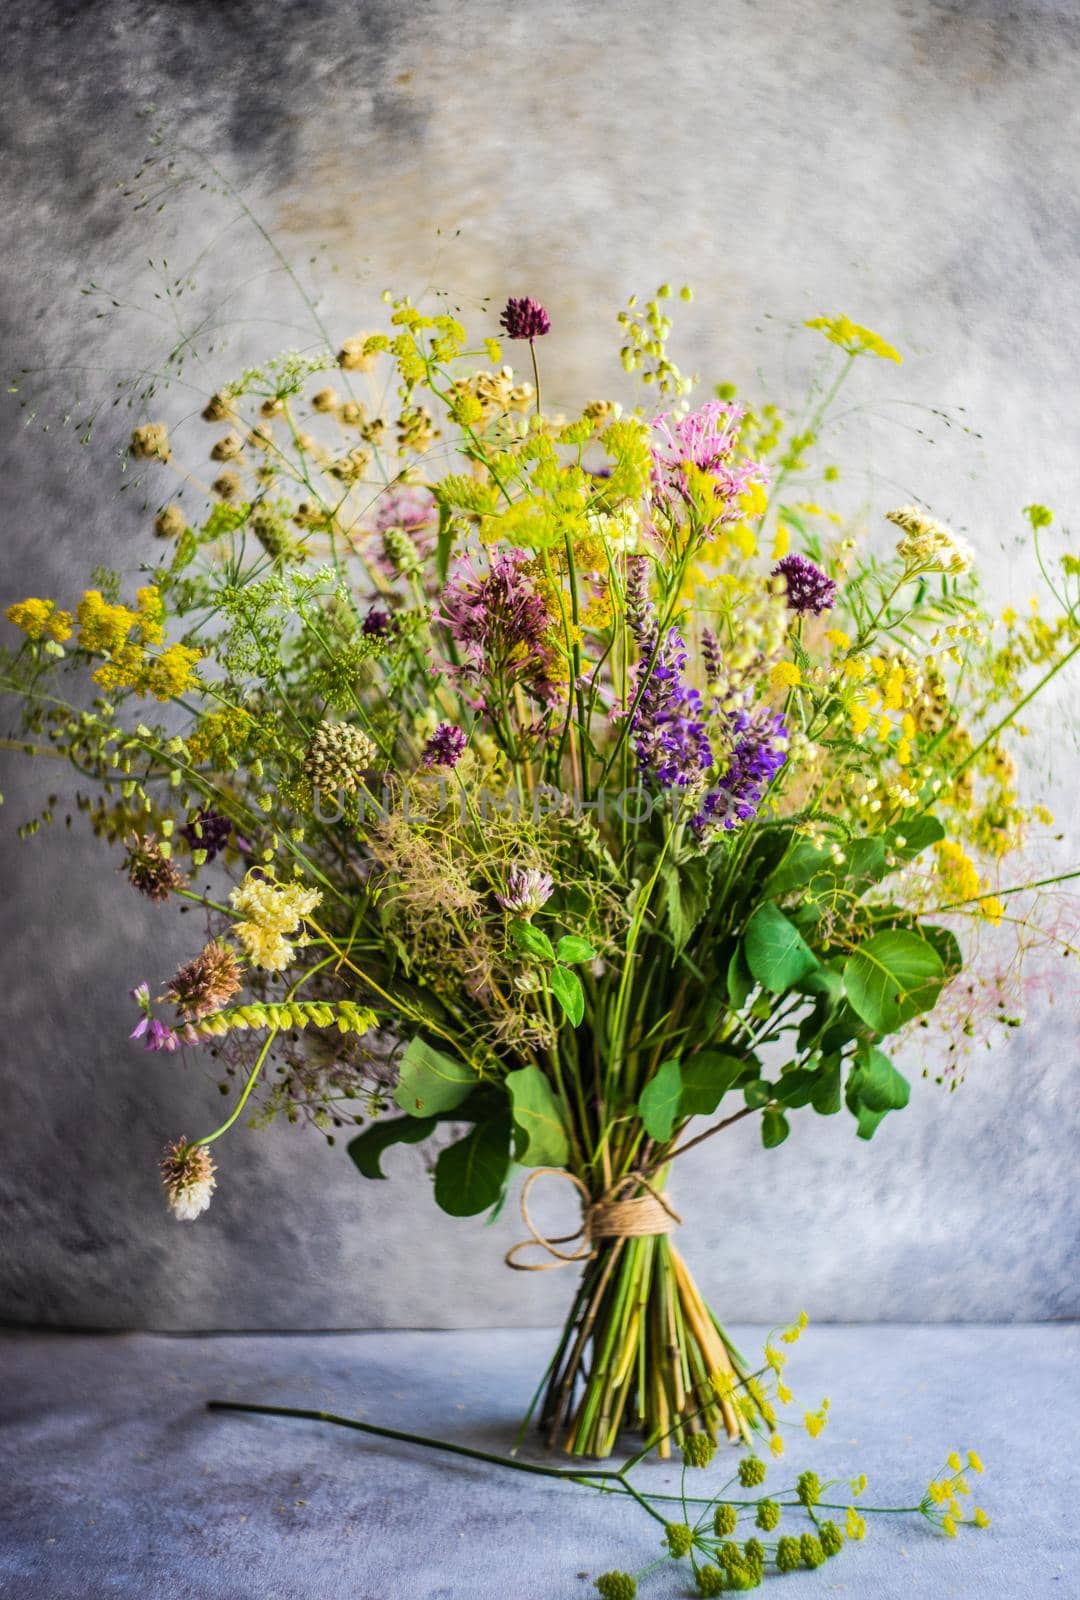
[[5, 597, 74, 643], [769, 1434, 785, 1457], [769, 660, 801, 692], [845, 1507, 867, 1540], [776, 1382, 793, 1405], [973, 1508, 991, 1528], [942, 1515, 958, 1537], [780, 1310, 808, 1344], [230, 875, 323, 972], [968, 1451, 985, 1474]]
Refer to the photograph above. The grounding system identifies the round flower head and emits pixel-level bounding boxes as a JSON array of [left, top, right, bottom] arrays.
[[499, 296, 551, 341], [497, 866, 554, 917], [772, 552, 838, 616], [165, 939, 242, 1021], [422, 722, 468, 769], [124, 835, 188, 902], [179, 806, 232, 863], [886, 505, 974, 575], [160, 1139, 216, 1221]]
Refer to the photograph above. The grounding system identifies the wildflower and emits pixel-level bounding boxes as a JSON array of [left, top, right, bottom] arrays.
[[800, 1533, 826, 1569], [755, 1500, 780, 1532], [179, 807, 232, 863], [5, 597, 73, 643], [497, 866, 554, 917], [973, 1508, 990, 1528], [210, 431, 244, 462], [805, 314, 901, 363], [631, 628, 712, 788], [594, 1574, 636, 1600], [124, 835, 188, 902], [772, 552, 838, 615], [796, 1470, 821, 1507], [696, 1567, 725, 1597], [130, 423, 171, 461], [649, 400, 764, 513], [845, 1507, 867, 1541], [303, 721, 377, 794], [682, 1433, 716, 1470], [130, 1014, 182, 1052], [710, 1503, 737, 1536], [624, 554, 655, 641], [230, 875, 322, 972], [362, 605, 395, 637], [438, 549, 558, 705], [887, 506, 974, 575], [421, 722, 467, 769], [665, 1522, 694, 1558], [153, 505, 187, 540], [165, 941, 242, 1021], [738, 1456, 767, 1488], [968, 1450, 985, 1474], [819, 1521, 844, 1557], [942, 1515, 958, 1537], [768, 660, 801, 693], [142, 642, 202, 701], [769, 1434, 785, 1457], [338, 333, 381, 371], [692, 707, 788, 837], [499, 296, 551, 341], [160, 1139, 216, 1221], [776, 1536, 802, 1573]]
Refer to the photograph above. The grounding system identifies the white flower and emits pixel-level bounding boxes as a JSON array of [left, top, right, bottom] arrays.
[[161, 1140, 217, 1221], [886, 506, 974, 576]]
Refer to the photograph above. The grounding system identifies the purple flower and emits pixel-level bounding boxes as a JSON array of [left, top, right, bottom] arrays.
[[362, 605, 395, 637], [650, 401, 765, 516], [179, 807, 232, 863], [422, 722, 467, 769], [497, 866, 555, 917], [369, 483, 437, 535], [630, 628, 713, 788], [438, 549, 557, 705], [499, 297, 551, 341], [130, 1016, 182, 1053], [624, 555, 655, 642], [772, 552, 838, 616], [692, 708, 789, 836]]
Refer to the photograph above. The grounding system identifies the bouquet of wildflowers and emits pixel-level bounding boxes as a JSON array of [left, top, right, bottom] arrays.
[[4, 281, 1077, 1462]]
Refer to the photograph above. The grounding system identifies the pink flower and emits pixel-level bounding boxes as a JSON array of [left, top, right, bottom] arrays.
[[649, 401, 765, 518]]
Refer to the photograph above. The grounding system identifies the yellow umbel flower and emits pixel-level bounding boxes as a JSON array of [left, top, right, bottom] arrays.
[[769, 660, 801, 692], [6, 597, 73, 643], [806, 314, 902, 364]]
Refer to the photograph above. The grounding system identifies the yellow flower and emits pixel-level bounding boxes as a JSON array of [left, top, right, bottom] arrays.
[[806, 314, 902, 364], [942, 1515, 958, 1538], [764, 1345, 786, 1372], [841, 657, 866, 682], [845, 1507, 867, 1541], [776, 1382, 793, 1405], [947, 1452, 962, 1472], [979, 896, 1005, 926], [142, 642, 202, 701], [740, 480, 768, 519], [804, 1411, 826, 1439], [825, 627, 850, 651], [849, 703, 871, 738], [6, 597, 74, 643], [896, 737, 912, 766], [769, 660, 801, 692], [769, 1434, 785, 1457], [968, 1451, 985, 1475], [230, 876, 323, 973], [973, 1508, 990, 1529], [770, 523, 790, 560]]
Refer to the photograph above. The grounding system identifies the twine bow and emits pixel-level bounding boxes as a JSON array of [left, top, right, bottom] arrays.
[[505, 1168, 682, 1272]]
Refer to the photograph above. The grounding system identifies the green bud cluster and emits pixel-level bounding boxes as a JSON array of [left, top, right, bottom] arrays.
[[594, 1573, 636, 1600], [190, 999, 377, 1038], [665, 1521, 694, 1558], [682, 1432, 716, 1470], [796, 1470, 822, 1508], [820, 1520, 844, 1557], [799, 1533, 826, 1569], [776, 1535, 802, 1573], [303, 719, 377, 793], [713, 1503, 738, 1536], [696, 1566, 725, 1598], [755, 1499, 780, 1531], [737, 1456, 767, 1488]]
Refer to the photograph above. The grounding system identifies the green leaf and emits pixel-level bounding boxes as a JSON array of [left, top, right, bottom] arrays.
[[843, 930, 944, 1035], [661, 856, 711, 956], [761, 1109, 790, 1149], [638, 1058, 683, 1141], [679, 1051, 748, 1117], [921, 924, 963, 979], [505, 1065, 570, 1167], [744, 903, 820, 993], [510, 920, 556, 963], [435, 498, 456, 586], [555, 935, 596, 965], [347, 1114, 437, 1179], [884, 814, 945, 863], [845, 1045, 910, 1140], [548, 964, 585, 1027], [795, 967, 844, 1051], [774, 1066, 820, 1109], [727, 942, 755, 1009], [743, 1079, 773, 1110], [763, 835, 884, 900], [810, 1054, 843, 1115], [433, 1113, 512, 1216], [393, 1037, 478, 1117]]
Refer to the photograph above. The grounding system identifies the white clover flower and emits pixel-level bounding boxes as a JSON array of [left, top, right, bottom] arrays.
[[161, 1140, 216, 1221]]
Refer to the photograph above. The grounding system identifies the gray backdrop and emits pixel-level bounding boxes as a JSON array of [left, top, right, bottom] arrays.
[[1, 0, 1078, 1331]]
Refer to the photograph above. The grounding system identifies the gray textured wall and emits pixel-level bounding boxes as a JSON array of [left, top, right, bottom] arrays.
[[1, 0, 1078, 1331]]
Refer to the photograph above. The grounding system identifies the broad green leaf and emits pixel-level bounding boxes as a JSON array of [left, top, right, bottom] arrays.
[[661, 856, 711, 956], [845, 1046, 910, 1140], [774, 1066, 820, 1109], [743, 1079, 773, 1110], [347, 1114, 437, 1179], [763, 835, 884, 900], [921, 924, 963, 979], [810, 1054, 843, 1115], [556, 935, 596, 965], [761, 1109, 790, 1149], [727, 942, 755, 1009], [795, 966, 845, 1051], [433, 1113, 512, 1216], [679, 1050, 748, 1117], [505, 1065, 570, 1167], [393, 1037, 478, 1117], [884, 814, 945, 863], [510, 920, 556, 963], [638, 1058, 683, 1142], [548, 964, 585, 1027], [744, 903, 820, 993], [843, 930, 944, 1035]]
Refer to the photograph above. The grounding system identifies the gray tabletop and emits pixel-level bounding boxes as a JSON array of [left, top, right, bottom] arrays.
[[1, 1325, 1076, 1598]]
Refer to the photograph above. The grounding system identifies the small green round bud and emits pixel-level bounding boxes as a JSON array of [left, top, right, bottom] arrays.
[[682, 1432, 716, 1470], [713, 1503, 738, 1536], [800, 1533, 826, 1569], [665, 1521, 694, 1558], [738, 1456, 767, 1487], [696, 1566, 725, 1598], [776, 1535, 802, 1573], [820, 1520, 844, 1557], [743, 1537, 765, 1573], [796, 1469, 821, 1508], [755, 1499, 780, 1531], [595, 1573, 636, 1600]]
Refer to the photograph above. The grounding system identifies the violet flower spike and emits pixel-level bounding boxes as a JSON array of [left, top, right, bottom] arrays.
[[772, 552, 838, 616], [499, 297, 551, 341], [422, 723, 468, 770]]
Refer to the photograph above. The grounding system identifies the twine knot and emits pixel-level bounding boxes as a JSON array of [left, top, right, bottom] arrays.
[[505, 1169, 682, 1272]]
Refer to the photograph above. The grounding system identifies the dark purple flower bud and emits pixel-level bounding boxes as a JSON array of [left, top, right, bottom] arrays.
[[625, 555, 655, 642], [499, 296, 551, 341], [772, 553, 838, 616], [700, 626, 723, 685], [422, 722, 468, 769], [362, 606, 394, 637], [179, 807, 232, 863]]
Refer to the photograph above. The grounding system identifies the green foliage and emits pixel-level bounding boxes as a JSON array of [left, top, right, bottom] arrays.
[[845, 1044, 911, 1139], [393, 1037, 478, 1117], [433, 1109, 512, 1215], [506, 1065, 570, 1166], [744, 903, 819, 993], [549, 963, 585, 1027], [348, 1114, 437, 1179], [637, 1058, 683, 1141], [843, 930, 944, 1035]]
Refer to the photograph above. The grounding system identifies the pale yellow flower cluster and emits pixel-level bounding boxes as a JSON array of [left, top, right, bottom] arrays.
[[229, 875, 323, 972], [886, 506, 975, 575]]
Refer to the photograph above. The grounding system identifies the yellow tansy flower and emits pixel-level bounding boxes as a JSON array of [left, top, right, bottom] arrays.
[[769, 660, 801, 692]]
